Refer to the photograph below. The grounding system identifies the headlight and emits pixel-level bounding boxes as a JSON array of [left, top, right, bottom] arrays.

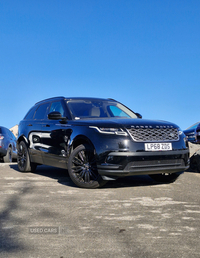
[[90, 126, 128, 136], [178, 128, 183, 135], [184, 136, 189, 147]]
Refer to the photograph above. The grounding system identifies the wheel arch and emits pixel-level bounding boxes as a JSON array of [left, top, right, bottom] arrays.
[[17, 135, 29, 148], [70, 135, 96, 154], [8, 143, 12, 149]]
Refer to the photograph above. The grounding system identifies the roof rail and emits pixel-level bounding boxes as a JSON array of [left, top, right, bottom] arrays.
[[35, 96, 65, 105], [108, 98, 117, 102]]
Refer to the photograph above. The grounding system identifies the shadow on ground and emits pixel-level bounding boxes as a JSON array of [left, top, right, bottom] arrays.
[[10, 163, 169, 189], [0, 183, 32, 254]]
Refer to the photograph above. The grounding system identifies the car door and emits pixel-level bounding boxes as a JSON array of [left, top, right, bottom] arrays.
[[8, 130, 17, 156], [28, 102, 50, 164], [40, 101, 72, 169]]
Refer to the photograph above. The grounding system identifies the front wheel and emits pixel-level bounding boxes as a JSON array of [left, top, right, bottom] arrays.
[[68, 144, 107, 188], [17, 141, 37, 172], [149, 172, 181, 183]]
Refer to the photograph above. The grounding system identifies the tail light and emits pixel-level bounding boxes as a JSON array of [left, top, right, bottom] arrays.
[[0, 135, 3, 147]]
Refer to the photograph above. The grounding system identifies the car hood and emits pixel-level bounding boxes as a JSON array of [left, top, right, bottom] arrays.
[[71, 118, 179, 129], [183, 128, 195, 134]]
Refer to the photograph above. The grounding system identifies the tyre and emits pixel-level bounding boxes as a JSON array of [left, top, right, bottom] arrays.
[[17, 141, 37, 172], [190, 154, 200, 172], [149, 172, 181, 183], [68, 144, 107, 188], [3, 146, 12, 163]]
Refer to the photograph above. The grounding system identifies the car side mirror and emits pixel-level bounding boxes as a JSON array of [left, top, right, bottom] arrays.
[[48, 111, 67, 123], [48, 111, 62, 120], [135, 113, 142, 119], [48, 111, 66, 120]]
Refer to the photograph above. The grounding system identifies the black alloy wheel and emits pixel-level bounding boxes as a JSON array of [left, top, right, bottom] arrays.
[[68, 144, 107, 188], [17, 141, 37, 172], [149, 172, 181, 183]]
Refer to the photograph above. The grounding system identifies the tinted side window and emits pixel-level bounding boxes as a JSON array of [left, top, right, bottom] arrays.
[[9, 130, 16, 139], [49, 101, 65, 117], [6, 128, 11, 137], [1, 127, 6, 135], [34, 103, 50, 120], [24, 106, 38, 120]]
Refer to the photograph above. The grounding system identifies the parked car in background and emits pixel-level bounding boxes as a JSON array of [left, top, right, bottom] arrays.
[[183, 122, 200, 143], [17, 97, 189, 188], [0, 126, 17, 162], [195, 123, 200, 144]]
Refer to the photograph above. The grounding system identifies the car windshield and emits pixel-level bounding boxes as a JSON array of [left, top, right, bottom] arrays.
[[186, 122, 200, 130], [66, 100, 138, 119]]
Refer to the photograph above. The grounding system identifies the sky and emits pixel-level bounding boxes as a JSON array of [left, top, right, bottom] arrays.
[[0, 0, 200, 131]]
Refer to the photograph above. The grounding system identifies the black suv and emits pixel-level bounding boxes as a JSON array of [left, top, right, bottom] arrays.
[[17, 97, 189, 188]]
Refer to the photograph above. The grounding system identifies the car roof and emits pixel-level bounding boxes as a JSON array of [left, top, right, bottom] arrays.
[[0, 126, 11, 134], [35, 96, 65, 105], [35, 97, 117, 105], [0, 126, 9, 130]]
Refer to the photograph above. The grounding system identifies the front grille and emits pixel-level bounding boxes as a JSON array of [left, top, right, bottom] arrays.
[[127, 127, 179, 142]]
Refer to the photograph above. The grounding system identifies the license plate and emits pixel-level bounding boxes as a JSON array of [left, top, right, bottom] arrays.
[[145, 143, 172, 151]]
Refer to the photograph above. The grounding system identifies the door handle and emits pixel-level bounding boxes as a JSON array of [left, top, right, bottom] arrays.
[[28, 124, 32, 126], [42, 125, 50, 127]]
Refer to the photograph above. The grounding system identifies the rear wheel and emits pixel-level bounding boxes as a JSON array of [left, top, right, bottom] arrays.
[[17, 141, 37, 172], [3, 146, 12, 163], [149, 172, 181, 183], [68, 144, 107, 188]]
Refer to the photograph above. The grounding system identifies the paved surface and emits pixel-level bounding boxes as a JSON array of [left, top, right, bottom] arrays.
[[0, 163, 200, 258]]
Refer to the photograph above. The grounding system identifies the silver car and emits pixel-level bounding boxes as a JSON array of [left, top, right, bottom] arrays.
[[0, 126, 17, 162]]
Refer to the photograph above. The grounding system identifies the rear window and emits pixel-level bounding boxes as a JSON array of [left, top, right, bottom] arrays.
[[24, 103, 50, 120], [34, 103, 50, 120], [24, 106, 37, 120]]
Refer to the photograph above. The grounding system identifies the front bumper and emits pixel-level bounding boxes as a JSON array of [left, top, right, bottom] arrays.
[[195, 132, 200, 143], [97, 149, 189, 179]]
